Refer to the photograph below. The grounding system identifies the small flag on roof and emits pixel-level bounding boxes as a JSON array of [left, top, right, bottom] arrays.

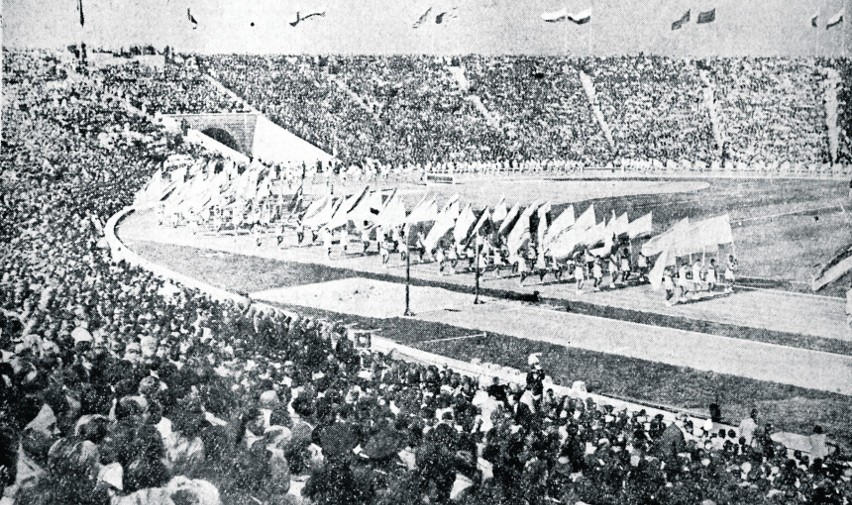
[[568, 8, 592, 25], [697, 8, 716, 24], [672, 10, 690, 30], [187, 8, 199, 29], [826, 9, 844, 29], [413, 7, 433, 28], [541, 8, 568, 22]]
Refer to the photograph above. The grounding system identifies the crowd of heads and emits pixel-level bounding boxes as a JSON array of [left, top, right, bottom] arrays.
[[196, 53, 849, 173], [2, 48, 851, 505]]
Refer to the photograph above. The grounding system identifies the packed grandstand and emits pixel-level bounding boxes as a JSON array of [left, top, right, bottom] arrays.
[[2, 45, 852, 505]]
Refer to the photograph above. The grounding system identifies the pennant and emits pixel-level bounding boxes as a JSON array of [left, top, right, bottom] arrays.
[[568, 8, 592, 24], [575, 204, 596, 231], [506, 212, 531, 257], [641, 217, 689, 257], [811, 13, 819, 28], [413, 7, 433, 28], [453, 204, 477, 245], [435, 7, 458, 24], [497, 202, 521, 237], [301, 196, 327, 221], [649, 250, 669, 291], [470, 209, 492, 240], [77, 0, 85, 27], [697, 8, 716, 24], [541, 8, 568, 22], [672, 10, 690, 30], [491, 197, 508, 225], [291, 11, 326, 27], [187, 8, 199, 29], [826, 9, 844, 28], [544, 205, 575, 246], [628, 212, 653, 239], [424, 200, 460, 251]]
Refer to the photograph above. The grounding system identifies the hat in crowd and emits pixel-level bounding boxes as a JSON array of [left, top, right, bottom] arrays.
[[259, 390, 280, 408], [98, 462, 124, 491], [167, 476, 221, 505], [71, 326, 93, 344]]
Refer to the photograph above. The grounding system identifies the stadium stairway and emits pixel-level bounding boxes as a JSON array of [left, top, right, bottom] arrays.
[[446, 65, 501, 128], [202, 74, 260, 114], [577, 69, 615, 149], [698, 69, 725, 156], [823, 67, 841, 162], [329, 75, 382, 122]]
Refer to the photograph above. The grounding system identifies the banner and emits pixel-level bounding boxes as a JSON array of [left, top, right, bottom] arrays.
[[575, 204, 596, 231], [697, 8, 716, 24], [545, 205, 575, 246], [497, 202, 522, 237], [641, 217, 689, 257], [541, 8, 568, 22], [672, 10, 690, 30], [628, 212, 653, 239], [424, 200, 460, 251], [649, 250, 669, 291], [453, 204, 477, 245], [826, 9, 844, 28]]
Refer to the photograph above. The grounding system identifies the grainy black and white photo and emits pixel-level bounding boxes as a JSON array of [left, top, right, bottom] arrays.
[[2, 0, 851, 503]]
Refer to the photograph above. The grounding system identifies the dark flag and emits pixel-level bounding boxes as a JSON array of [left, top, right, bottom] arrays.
[[697, 8, 716, 24], [77, 0, 85, 27], [826, 9, 844, 29], [290, 184, 304, 213], [413, 7, 432, 28], [187, 8, 199, 29], [671, 10, 690, 30], [811, 13, 819, 28]]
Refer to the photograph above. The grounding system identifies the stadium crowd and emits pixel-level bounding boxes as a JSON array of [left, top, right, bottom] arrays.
[[2, 48, 852, 505], [195, 53, 849, 176], [97, 61, 250, 115]]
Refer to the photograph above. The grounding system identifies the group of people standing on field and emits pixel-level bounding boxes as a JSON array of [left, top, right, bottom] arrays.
[[661, 254, 738, 306]]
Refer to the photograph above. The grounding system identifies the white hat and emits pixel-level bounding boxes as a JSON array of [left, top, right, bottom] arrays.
[[98, 462, 123, 490], [71, 326, 93, 344]]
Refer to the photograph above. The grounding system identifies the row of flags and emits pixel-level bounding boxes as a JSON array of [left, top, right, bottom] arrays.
[[412, 6, 460, 28], [541, 7, 593, 24], [185, 6, 325, 30], [645, 214, 734, 290], [299, 188, 656, 267], [671, 9, 715, 30], [813, 9, 846, 29]]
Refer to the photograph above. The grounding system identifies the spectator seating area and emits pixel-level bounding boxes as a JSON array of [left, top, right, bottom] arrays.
[[197, 53, 849, 176], [98, 62, 250, 115], [2, 48, 851, 505], [709, 58, 829, 165]]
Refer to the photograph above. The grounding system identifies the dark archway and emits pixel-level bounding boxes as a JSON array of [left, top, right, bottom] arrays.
[[201, 127, 240, 152]]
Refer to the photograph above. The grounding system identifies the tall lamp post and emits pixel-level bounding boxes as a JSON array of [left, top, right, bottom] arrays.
[[404, 243, 414, 316], [474, 235, 484, 305]]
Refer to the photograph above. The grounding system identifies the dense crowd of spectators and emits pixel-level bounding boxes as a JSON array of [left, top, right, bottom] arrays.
[[2, 48, 852, 505], [592, 56, 715, 163], [196, 53, 848, 173], [710, 58, 829, 164], [824, 57, 852, 165], [97, 61, 250, 115]]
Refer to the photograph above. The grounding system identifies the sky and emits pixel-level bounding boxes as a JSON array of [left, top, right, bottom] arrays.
[[2, 0, 850, 56]]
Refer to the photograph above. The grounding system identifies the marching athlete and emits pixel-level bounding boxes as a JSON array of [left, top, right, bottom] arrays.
[[706, 258, 718, 292], [725, 254, 738, 293]]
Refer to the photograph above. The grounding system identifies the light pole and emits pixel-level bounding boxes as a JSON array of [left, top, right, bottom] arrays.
[[474, 236, 484, 304], [404, 243, 414, 316]]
